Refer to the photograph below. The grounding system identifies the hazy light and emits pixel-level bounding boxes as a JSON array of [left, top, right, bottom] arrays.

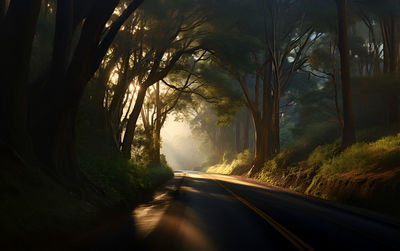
[[129, 83, 135, 92], [161, 117, 206, 170]]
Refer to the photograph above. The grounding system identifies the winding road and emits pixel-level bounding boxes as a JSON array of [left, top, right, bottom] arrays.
[[83, 171, 400, 251]]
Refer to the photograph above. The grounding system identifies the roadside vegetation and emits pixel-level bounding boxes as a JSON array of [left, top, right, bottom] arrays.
[[207, 150, 254, 175], [208, 131, 400, 216]]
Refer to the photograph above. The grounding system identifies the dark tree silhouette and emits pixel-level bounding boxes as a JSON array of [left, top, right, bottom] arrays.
[[336, 0, 356, 148]]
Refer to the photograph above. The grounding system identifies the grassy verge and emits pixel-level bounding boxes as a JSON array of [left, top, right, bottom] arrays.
[[207, 132, 400, 217], [206, 150, 253, 175], [261, 133, 400, 216]]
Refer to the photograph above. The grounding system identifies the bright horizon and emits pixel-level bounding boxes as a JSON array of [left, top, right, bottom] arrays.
[[161, 116, 206, 170]]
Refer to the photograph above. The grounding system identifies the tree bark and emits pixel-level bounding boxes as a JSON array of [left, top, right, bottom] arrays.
[[92, 0, 144, 73], [389, 17, 399, 74], [238, 61, 275, 177], [108, 53, 131, 124], [271, 90, 280, 155], [217, 127, 224, 162], [249, 116, 266, 176], [122, 85, 148, 158], [336, 0, 356, 148], [248, 62, 274, 176], [0, 0, 6, 22], [242, 110, 250, 151], [0, 0, 41, 157], [52, 0, 74, 77], [154, 81, 161, 163], [381, 16, 399, 124], [262, 61, 274, 159], [235, 117, 241, 154]]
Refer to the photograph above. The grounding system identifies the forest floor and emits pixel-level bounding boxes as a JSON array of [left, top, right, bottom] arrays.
[[207, 133, 400, 218]]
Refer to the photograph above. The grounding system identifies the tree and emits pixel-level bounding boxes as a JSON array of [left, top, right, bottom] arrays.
[[120, 0, 212, 158], [336, 0, 356, 148], [358, 0, 400, 123], [0, 0, 144, 185], [0, 0, 42, 160], [204, 0, 319, 175]]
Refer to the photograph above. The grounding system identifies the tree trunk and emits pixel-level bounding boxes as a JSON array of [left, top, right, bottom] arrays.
[[0, 0, 6, 22], [0, 0, 41, 158], [154, 82, 161, 164], [216, 127, 224, 163], [108, 53, 131, 120], [382, 16, 399, 124], [389, 17, 399, 74], [262, 61, 274, 159], [336, 0, 356, 148], [271, 91, 280, 155], [122, 85, 148, 158], [52, 0, 74, 77], [235, 117, 241, 153], [244, 61, 275, 177], [32, 0, 130, 180], [242, 110, 250, 151], [248, 117, 266, 176], [381, 16, 399, 73]]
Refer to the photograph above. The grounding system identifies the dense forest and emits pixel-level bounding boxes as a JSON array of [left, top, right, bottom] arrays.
[[1, 0, 399, 248]]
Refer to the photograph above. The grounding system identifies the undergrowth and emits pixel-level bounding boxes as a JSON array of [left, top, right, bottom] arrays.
[[207, 149, 253, 175], [319, 133, 400, 177], [78, 147, 173, 205]]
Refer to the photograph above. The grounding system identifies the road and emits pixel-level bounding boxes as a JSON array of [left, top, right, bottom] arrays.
[[83, 171, 400, 251]]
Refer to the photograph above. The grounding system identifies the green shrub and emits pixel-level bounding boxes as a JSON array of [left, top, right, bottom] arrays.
[[307, 142, 340, 168], [78, 148, 173, 204], [223, 151, 236, 163], [319, 133, 400, 177]]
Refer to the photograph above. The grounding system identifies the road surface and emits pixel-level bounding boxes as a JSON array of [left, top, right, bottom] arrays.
[[82, 171, 400, 251]]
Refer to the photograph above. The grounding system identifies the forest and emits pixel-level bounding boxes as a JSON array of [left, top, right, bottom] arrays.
[[1, 0, 399, 248]]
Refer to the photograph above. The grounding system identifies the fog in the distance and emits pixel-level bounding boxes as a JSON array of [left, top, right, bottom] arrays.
[[161, 117, 206, 171]]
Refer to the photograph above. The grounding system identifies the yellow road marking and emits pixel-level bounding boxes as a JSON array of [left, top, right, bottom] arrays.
[[212, 178, 314, 251]]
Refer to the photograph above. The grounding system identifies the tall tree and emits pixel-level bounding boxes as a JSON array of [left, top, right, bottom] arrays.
[[34, 0, 144, 180], [120, 0, 211, 158], [205, 0, 318, 175], [359, 0, 400, 123], [0, 0, 42, 159], [0, 0, 6, 22], [336, 0, 356, 148]]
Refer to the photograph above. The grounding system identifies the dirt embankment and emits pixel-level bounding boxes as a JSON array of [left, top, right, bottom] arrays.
[[260, 165, 400, 217], [305, 167, 400, 216]]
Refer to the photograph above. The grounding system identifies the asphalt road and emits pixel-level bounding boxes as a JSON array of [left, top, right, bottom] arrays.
[[84, 171, 400, 251]]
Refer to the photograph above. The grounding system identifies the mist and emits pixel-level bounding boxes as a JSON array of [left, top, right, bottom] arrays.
[[161, 117, 206, 171]]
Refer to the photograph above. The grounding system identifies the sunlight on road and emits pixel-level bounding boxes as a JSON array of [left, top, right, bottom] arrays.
[[133, 192, 170, 239], [189, 171, 276, 191]]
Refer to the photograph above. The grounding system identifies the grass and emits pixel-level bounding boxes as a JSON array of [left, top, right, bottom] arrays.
[[256, 133, 400, 186], [212, 129, 400, 216], [255, 132, 400, 216], [319, 133, 400, 177], [206, 149, 253, 175]]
